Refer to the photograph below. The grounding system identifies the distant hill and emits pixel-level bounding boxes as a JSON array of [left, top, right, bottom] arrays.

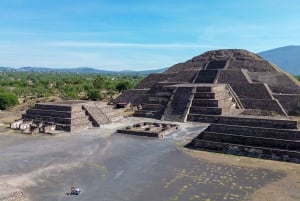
[[0, 66, 168, 75], [258, 45, 300, 75]]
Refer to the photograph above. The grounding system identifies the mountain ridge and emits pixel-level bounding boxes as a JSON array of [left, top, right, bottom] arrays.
[[0, 66, 168, 75], [1, 46, 300, 75], [258, 45, 300, 75]]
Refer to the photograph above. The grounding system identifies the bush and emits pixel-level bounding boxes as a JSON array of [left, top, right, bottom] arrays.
[[0, 92, 18, 110], [63, 91, 78, 100], [87, 89, 102, 101], [115, 81, 131, 93]]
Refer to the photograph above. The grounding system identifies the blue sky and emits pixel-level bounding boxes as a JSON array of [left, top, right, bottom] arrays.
[[0, 0, 299, 70]]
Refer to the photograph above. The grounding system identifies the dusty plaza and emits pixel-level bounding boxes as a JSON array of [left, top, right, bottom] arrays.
[[0, 117, 299, 201]]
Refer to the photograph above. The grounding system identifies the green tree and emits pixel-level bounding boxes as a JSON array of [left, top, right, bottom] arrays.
[[63, 91, 78, 100], [87, 89, 102, 101], [116, 81, 131, 93], [93, 75, 105, 89], [0, 92, 18, 110]]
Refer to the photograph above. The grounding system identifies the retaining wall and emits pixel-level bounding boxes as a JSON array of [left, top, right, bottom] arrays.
[[207, 123, 300, 140]]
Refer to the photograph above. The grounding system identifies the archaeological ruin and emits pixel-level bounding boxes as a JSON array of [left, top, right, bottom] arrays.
[[11, 100, 123, 133], [114, 49, 300, 163], [117, 122, 179, 138]]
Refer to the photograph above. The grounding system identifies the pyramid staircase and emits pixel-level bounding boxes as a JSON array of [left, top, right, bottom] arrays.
[[82, 103, 123, 127], [187, 116, 300, 163], [187, 85, 236, 122], [134, 87, 174, 119]]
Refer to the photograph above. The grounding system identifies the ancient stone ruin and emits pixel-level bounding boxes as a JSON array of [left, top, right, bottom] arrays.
[[117, 122, 179, 138], [11, 100, 123, 133], [114, 49, 300, 163]]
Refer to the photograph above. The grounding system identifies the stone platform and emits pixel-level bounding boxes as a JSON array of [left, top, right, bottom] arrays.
[[186, 116, 300, 163], [12, 101, 123, 133], [117, 122, 179, 138]]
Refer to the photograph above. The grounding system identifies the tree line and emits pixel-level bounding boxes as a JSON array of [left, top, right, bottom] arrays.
[[1, 71, 300, 111], [0, 71, 144, 110]]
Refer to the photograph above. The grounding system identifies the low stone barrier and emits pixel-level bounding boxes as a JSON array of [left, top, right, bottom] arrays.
[[207, 124, 300, 140]]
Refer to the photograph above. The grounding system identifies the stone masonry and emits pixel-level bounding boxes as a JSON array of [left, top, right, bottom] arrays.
[[13, 100, 123, 133], [114, 49, 300, 163]]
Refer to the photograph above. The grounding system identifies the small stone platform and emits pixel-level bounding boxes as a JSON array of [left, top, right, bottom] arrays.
[[117, 122, 179, 138], [11, 100, 123, 133]]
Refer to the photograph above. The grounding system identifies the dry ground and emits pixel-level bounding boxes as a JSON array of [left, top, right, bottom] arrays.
[[185, 149, 300, 201], [0, 112, 299, 201]]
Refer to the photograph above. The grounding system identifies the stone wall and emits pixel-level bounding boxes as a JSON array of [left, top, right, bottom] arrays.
[[194, 70, 218, 83], [249, 72, 300, 94], [201, 132, 300, 151], [188, 114, 298, 129], [274, 94, 300, 116], [113, 89, 149, 106], [135, 71, 197, 89], [188, 139, 300, 163], [228, 59, 275, 72], [207, 123, 300, 140], [217, 69, 250, 84], [231, 83, 273, 99], [206, 60, 227, 69], [240, 99, 286, 115], [165, 59, 207, 73]]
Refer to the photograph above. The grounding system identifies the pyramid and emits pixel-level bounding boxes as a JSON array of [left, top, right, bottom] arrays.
[[114, 49, 300, 163], [115, 49, 300, 119]]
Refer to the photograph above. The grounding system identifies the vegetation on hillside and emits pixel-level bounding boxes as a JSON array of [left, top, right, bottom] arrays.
[[0, 71, 143, 110]]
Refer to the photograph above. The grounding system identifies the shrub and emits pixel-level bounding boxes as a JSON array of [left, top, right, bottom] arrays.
[[0, 92, 18, 110], [87, 89, 102, 101]]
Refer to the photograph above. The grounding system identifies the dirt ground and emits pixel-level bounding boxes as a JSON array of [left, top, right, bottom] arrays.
[[0, 112, 299, 201], [185, 149, 300, 201]]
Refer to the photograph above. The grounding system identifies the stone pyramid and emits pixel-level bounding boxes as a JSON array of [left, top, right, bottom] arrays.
[[115, 49, 300, 119], [114, 49, 300, 163]]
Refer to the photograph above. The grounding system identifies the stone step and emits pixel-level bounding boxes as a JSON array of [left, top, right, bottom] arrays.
[[22, 114, 73, 125], [207, 124, 300, 140], [26, 109, 72, 118], [34, 104, 72, 111], [187, 114, 219, 123], [206, 60, 227, 70], [187, 114, 298, 129], [133, 110, 161, 119], [154, 92, 173, 97], [196, 87, 212, 93], [200, 131, 300, 151], [192, 99, 219, 107], [142, 104, 164, 110], [189, 106, 222, 115], [148, 97, 169, 104], [194, 70, 218, 83], [188, 139, 300, 163], [194, 92, 215, 99]]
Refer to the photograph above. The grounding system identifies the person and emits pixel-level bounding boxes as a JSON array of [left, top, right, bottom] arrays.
[[70, 187, 81, 195]]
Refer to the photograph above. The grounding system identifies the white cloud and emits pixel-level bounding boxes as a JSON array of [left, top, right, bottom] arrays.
[[46, 41, 218, 49]]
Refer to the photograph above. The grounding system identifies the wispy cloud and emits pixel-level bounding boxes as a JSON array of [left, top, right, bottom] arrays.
[[46, 41, 217, 49]]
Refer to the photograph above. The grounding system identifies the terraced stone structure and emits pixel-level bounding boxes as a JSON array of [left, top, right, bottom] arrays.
[[114, 49, 300, 163], [117, 122, 179, 138], [18, 101, 123, 133]]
